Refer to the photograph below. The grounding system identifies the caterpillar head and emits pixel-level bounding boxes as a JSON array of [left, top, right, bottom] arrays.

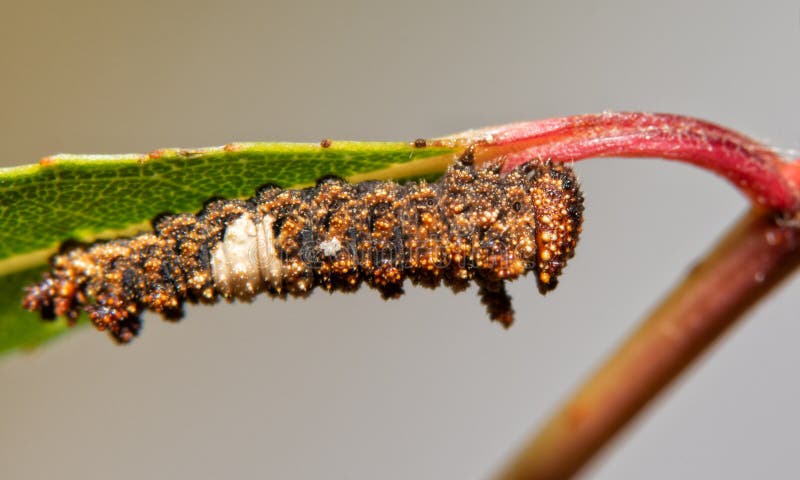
[[523, 161, 584, 293], [450, 148, 584, 295]]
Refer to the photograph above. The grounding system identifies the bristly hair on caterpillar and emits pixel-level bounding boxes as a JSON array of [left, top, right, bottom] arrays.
[[23, 149, 584, 343]]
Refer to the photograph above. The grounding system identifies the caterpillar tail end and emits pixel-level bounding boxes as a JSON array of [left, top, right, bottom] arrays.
[[22, 271, 143, 344]]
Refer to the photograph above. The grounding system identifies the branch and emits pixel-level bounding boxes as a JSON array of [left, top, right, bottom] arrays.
[[495, 209, 800, 479]]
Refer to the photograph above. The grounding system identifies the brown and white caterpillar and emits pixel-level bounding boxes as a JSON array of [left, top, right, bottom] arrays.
[[23, 149, 584, 343]]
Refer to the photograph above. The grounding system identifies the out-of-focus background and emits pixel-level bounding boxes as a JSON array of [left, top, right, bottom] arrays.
[[1, 1, 798, 478]]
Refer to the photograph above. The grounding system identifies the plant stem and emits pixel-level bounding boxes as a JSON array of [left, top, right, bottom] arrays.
[[495, 209, 800, 479], [435, 112, 800, 211]]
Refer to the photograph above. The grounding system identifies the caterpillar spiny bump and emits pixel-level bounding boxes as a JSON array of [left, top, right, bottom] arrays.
[[23, 149, 584, 343]]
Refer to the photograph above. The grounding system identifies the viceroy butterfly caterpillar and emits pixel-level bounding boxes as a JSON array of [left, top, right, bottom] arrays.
[[23, 148, 584, 343]]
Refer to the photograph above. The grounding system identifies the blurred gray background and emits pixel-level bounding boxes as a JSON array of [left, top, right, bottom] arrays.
[[1, 1, 799, 478]]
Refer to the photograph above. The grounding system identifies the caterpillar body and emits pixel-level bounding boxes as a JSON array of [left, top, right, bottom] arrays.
[[23, 150, 584, 343]]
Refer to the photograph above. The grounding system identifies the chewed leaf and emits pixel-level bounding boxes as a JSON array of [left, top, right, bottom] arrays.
[[0, 141, 458, 354]]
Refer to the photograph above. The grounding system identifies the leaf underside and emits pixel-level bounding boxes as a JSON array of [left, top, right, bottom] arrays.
[[0, 142, 458, 355]]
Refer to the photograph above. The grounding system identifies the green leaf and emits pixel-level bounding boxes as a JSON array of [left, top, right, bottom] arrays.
[[0, 142, 458, 355]]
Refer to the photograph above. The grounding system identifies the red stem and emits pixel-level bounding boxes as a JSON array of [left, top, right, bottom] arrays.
[[434, 112, 800, 211]]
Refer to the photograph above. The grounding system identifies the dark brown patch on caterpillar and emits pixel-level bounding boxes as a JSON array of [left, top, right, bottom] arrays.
[[23, 152, 584, 343]]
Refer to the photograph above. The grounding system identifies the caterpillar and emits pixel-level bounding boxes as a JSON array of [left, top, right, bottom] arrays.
[[23, 149, 584, 343]]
